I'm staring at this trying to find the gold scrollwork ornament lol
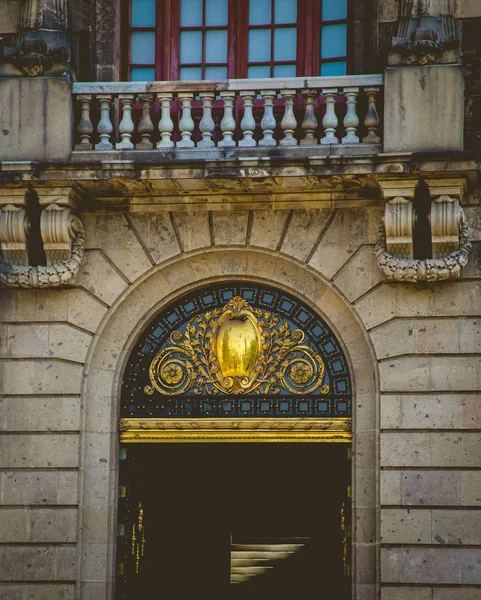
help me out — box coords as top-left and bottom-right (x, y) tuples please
(146, 296), (328, 396)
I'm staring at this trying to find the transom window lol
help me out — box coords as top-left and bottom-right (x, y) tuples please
(125, 0), (349, 81)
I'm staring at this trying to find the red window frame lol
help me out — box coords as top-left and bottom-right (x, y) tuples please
(122, 0), (351, 81)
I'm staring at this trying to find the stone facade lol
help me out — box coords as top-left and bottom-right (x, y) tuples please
(0, 1), (481, 599)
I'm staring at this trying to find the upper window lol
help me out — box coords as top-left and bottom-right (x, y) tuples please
(125, 0), (349, 81)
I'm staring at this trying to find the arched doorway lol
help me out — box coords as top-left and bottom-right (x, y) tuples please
(116, 282), (352, 598)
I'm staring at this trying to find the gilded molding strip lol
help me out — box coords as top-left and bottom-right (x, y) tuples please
(119, 417), (352, 443)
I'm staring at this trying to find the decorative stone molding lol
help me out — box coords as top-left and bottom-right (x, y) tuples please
(0, 189), (85, 288)
(375, 210), (471, 282)
(384, 197), (414, 259)
(1, 39), (69, 77)
(0, 204), (30, 266)
(0, 0), (70, 78)
(389, 5), (459, 66)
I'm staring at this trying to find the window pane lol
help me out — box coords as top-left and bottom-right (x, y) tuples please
(130, 31), (155, 63)
(180, 66), (203, 80)
(274, 27), (296, 61)
(181, 0), (202, 26)
(131, 0), (156, 27)
(248, 29), (271, 62)
(248, 65), (271, 78)
(320, 60), (346, 76)
(249, 0), (271, 24)
(206, 29), (228, 63)
(206, 0), (228, 26)
(274, 0), (297, 24)
(322, 0), (347, 21)
(321, 23), (346, 59)
(180, 30), (203, 63)
(273, 63), (296, 77)
(130, 66), (156, 81)
(205, 65), (228, 79)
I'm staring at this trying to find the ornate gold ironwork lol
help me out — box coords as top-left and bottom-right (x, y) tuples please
(119, 417), (351, 443)
(145, 296), (328, 397)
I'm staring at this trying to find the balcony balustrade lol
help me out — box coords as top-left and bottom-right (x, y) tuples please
(72, 75), (383, 155)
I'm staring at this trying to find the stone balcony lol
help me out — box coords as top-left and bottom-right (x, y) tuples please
(72, 75), (383, 160)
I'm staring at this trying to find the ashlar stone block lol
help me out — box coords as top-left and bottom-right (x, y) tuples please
(381, 509), (431, 544)
(384, 65), (464, 153)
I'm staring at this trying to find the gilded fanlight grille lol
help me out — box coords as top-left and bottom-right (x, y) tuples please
(121, 284), (352, 423)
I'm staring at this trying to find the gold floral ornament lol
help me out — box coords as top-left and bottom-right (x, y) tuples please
(144, 296), (328, 396)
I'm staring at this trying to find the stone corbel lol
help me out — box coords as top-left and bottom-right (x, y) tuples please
(0, 204), (30, 266)
(0, 187), (85, 288)
(375, 178), (471, 283)
(379, 180), (417, 259)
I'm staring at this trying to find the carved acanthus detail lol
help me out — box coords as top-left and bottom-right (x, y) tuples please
(384, 196), (414, 259)
(0, 204), (30, 266)
(41, 203), (79, 265)
(430, 194), (462, 258)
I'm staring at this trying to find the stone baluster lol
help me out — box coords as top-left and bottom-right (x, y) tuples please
(157, 93), (174, 149)
(75, 94), (93, 151)
(321, 88), (339, 145)
(137, 94), (154, 150)
(259, 90), (277, 147)
(177, 93), (195, 148)
(280, 89), (298, 146)
(342, 87), (360, 144)
(198, 92), (215, 148)
(116, 94), (135, 150)
(300, 89), (318, 146)
(239, 91), (257, 147)
(363, 87), (381, 144)
(95, 94), (114, 150)
(219, 91), (236, 148)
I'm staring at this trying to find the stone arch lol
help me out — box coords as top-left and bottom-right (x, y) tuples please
(78, 247), (379, 600)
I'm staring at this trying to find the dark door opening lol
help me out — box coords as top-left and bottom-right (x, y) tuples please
(117, 443), (351, 599)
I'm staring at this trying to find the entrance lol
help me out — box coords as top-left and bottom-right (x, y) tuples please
(117, 442), (350, 599)
(117, 283), (353, 598)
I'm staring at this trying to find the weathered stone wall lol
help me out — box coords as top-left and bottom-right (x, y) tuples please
(1, 202), (480, 599)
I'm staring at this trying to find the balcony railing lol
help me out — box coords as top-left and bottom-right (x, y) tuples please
(72, 75), (383, 153)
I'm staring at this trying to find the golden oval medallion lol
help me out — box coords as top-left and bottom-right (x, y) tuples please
(216, 316), (259, 378)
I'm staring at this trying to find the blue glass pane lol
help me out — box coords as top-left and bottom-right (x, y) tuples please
(248, 65), (271, 78)
(273, 63), (296, 77)
(130, 66), (155, 81)
(205, 66), (228, 79)
(248, 29), (271, 62)
(274, 27), (296, 61)
(274, 0), (297, 23)
(130, 31), (155, 63)
(322, 0), (347, 21)
(206, 29), (228, 63)
(321, 23), (346, 59)
(320, 60), (347, 76)
(180, 66), (203, 80)
(206, 0), (228, 25)
(181, 0), (202, 26)
(131, 0), (156, 27)
(180, 30), (203, 63)
(249, 0), (271, 24)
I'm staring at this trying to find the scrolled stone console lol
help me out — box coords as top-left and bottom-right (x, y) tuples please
(0, 189), (85, 288)
(376, 179), (471, 283)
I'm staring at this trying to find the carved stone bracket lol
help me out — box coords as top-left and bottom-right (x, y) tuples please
(0, 204), (30, 266)
(376, 179), (471, 283)
(0, 189), (85, 288)
(389, 11), (460, 66)
(375, 212), (471, 282)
